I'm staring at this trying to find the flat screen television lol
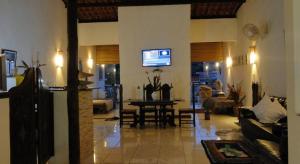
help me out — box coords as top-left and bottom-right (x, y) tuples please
(142, 48), (171, 67)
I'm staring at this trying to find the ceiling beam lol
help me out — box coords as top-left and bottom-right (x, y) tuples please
(76, 0), (246, 8)
(191, 15), (236, 19)
(78, 19), (118, 23)
(78, 15), (237, 23)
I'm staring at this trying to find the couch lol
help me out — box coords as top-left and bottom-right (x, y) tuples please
(93, 99), (114, 114)
(239, 97), (288, 164)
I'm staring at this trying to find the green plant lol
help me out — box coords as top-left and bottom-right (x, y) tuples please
(227, 81), (246, 106)
(17, 60), (30, 69)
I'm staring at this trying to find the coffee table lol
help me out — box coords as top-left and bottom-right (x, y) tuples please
(201, 140), (259, 164)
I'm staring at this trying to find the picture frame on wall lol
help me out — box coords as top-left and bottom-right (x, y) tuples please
(233, 54), (248, 66)
(1, 49), (17, 77)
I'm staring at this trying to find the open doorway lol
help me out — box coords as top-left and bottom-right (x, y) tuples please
(191, 61), (225, 109)
(95, 64), (120, 110)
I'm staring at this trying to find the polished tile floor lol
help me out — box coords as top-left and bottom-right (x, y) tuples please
(93, 111), (241, 164)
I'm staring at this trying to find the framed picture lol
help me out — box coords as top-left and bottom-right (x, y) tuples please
(233, 54), (248, 66)
(1, 49), (17, 77)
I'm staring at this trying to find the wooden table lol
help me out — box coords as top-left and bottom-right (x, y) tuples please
(201, 140), (258, 164)
(128, 99), (176, 128)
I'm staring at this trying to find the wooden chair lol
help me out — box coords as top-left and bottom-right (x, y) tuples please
(179, 83), (196, 127)
(119, 84), (138, 128)
(159, 83), (175, 126)
(141, 84), (159, 126)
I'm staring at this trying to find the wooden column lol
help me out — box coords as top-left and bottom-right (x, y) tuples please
(67, 0), (80, 164)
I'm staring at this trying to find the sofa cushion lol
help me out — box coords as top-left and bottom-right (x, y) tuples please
(255, 139), (282, 164)
(272, 123), (287, 137)
(252, 95), (287, 123)
(93, 99), (114, 113)
(240, 118), (280, 143)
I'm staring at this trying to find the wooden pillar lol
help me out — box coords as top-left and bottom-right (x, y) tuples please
(67, 0), (80, 164)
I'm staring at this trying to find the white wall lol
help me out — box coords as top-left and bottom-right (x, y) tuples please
(0, 0), (67, 163)
(78, 19), (237, 46)
(0, 0), (67, 86)
(226, 0), (286, 105)
(284, 0), (300, 163)
(48, 91), (69, 164)
(191, 19), (237, 43)
(78, 46), (100, 98)
(118, 5), (191, 109)
(79, 22), (119, 46)
(0, 98), (10, 164)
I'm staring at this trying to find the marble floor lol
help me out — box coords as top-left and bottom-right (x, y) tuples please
(93, 111), (241, 164)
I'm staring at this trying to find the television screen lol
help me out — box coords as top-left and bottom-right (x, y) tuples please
(142, 49), (171, 67)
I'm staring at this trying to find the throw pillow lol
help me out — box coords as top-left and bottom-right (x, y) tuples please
(272, 99), (287, 120)
(252, 95), (287, 123)
(252, 95), (272, 121)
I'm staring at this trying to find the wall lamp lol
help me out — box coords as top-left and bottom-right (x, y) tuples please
(226, 56), (233, 68)
(215, 62), (220, 68)
(249, 46), (257, 65)
(87, 57), (94, 70)
(54, 50), (64, 68)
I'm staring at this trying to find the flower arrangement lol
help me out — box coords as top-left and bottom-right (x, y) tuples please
(145, 68), (162, 91)
(227, 81), (246, 106)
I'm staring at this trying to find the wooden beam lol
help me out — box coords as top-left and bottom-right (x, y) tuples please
(78, 15), (237, 23)
(191, 15), (237, 19)
(78, 19), (118, 23)
(77, 0), (246, 7)
(67, 0), (80, 164)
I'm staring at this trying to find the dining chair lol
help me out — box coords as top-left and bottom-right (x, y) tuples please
(119, 84), (138, 128)
(159, 83), (175, 126)
(142, 84), (159, 126)
(178, 83), (196, 127)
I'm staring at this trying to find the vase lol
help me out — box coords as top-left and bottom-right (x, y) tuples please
(152, 91), (159, 100)
(233, 106), (240, 117)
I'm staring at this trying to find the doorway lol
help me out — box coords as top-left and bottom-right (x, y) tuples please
(191, 61), (225, 109)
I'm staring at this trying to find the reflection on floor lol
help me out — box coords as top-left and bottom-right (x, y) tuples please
(93, 111), (241, 164)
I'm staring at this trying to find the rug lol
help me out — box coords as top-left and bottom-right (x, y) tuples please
(104, 116), (120, 121)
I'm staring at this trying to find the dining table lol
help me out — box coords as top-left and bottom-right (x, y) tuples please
(127, 99), (178, 128)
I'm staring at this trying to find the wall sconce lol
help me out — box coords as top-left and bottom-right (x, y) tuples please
(249, 46), (257, 64)
(226, 56), (233, 68)
(54, 50), (64, 68)
(87, 57), (94, 70)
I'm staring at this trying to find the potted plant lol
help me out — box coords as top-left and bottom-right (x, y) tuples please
(227, 81), (246, 116)
(199, 85), (214, 120)
(145, 68), (162, 99)
(203, 97), (215, 120)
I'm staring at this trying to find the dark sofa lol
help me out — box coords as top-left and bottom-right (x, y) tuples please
(239, 97), (288, 164)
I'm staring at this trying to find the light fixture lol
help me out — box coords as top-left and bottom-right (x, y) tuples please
(249, 46), (257, 64)
(87, 57), (94, 69)
(205, 65), (209, 71)
(226, 56), (233, 68)
(101, 64), (105, 68)
(215, 62), (220, 68)
(113, 68), (116, 73)
(54, 50), (63, 68)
